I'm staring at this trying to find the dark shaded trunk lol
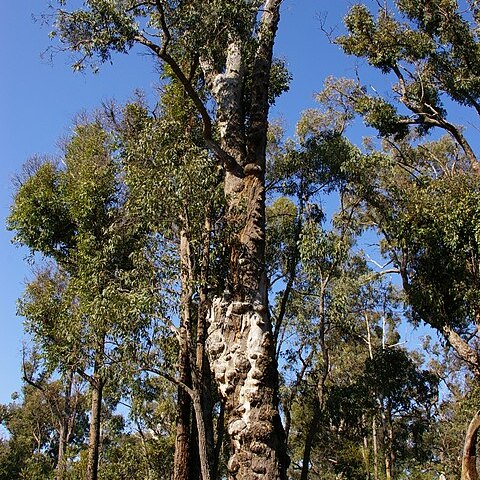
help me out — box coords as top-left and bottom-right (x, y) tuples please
(174, 364), (192, 480)
(86, 375), (103, 480)
(300, 401), (321, 480)
(196, 214), (216, 475)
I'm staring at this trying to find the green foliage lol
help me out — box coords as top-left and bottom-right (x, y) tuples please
(55, 1), (138, 71)
(0, 377), (89, 480)
(354, 95), (410, 140)
(336, 0), (480, 143)
(364, 347), (438, 415)
(8, 161), (75, 262)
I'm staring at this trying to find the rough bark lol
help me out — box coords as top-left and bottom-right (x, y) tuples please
(86, 375), (103, 480)
(207, 294), (286, 479)
(441, 325), (480, 376)
(204, 2), (288, 479)
(462, 411), (480, 480)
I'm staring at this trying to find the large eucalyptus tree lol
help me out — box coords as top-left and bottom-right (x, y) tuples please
(48, 1), (289, 478)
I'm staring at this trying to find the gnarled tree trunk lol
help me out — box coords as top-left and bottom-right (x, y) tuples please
(207, 171), (285, 479)
(203, 2), (288, 478)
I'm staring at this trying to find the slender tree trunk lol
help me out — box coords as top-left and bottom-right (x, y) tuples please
(385, 456), (392, 480)
(299, 293), (328, 480)
(387, 415), (395, 480)
(213, 404), (225, 479)
(300, 402), (321, 480)
(196, 213), (216, 474)
(174, 368), (191, 480)
(380, 405), (393, 480)
(361, 414), (371, 480)
(462, 411), (480, 480)
(57, 425), (67, 479)
(192, 390), (212, 480)
(174, 228), (193, 480)
(372, 416), (380, 480)
(365, 313), (379, 480)
(86, 375), (103, 480)
(56, 370), (74, 480)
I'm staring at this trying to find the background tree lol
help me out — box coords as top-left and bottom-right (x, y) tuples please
(0, 373), (89, 480)
(9, 121), (159, 480)
(301, 0), (480, 477)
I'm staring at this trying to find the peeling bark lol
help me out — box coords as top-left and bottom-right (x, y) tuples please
(200, 2), (288, 478)
(207, 297), (286, 479)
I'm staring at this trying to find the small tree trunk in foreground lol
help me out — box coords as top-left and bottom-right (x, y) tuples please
(86, 375), (103, 480)
(174, 228), (194, 480)
(462, 411), (480, 480)
(56, 370), (74, 480)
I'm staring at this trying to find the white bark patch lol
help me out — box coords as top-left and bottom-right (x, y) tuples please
(207, 296), (276, 477)
(210, 41), (243, 139)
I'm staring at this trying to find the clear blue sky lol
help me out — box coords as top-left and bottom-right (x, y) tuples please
(0, 1), (415, 404)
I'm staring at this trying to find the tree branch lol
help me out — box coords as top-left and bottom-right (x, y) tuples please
(134, 34), (243, 174)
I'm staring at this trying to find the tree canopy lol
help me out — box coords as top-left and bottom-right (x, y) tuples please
(4, 1), (480, 480)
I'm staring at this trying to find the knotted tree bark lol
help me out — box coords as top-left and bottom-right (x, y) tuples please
(201, 2), (289, 478)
